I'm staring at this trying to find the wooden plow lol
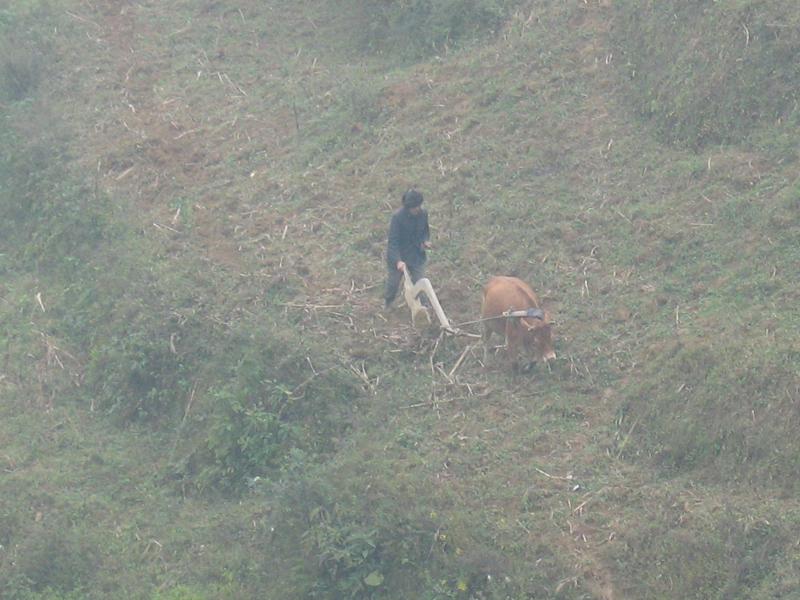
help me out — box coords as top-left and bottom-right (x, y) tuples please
(400, 266), (480, 338)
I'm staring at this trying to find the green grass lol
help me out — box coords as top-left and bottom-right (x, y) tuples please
(613, 0), (800, 151)
(2, 0), (800, 598)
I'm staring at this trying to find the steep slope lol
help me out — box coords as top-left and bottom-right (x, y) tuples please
(2, 1), (799, 599)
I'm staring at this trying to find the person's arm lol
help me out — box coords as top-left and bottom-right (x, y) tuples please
(421, 210), (431, 249)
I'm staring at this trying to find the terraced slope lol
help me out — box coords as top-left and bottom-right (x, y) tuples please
(1, 1), (799, 598)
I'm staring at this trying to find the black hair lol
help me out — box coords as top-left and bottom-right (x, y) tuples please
(402, 189), (424, 208)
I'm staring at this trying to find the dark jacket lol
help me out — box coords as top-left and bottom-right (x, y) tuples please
(386, 207), (430, 269)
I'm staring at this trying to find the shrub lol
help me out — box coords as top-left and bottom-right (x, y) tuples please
(184, 329), (360, 494)
(195, 384), (300, 492)
(85, 325), (189, 423)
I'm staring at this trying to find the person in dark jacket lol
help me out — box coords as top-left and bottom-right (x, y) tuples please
(384, 189), (432, 308)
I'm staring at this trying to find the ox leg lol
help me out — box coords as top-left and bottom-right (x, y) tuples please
(481, 324), (493, 365)
(508, 346), (520, 374)
(522, 339), (536, 373)
(505, 321), (519, 373)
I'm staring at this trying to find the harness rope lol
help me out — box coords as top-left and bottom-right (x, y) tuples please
(451, 308), (545, 330)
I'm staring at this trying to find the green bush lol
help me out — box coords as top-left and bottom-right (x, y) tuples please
(85, 326), (189, 423)
(184, 330), (360, 493)
(272, 464), (425, 599)
(195, 384), (300, 492)
(269, 449), (552, 600)
(302, 508), (383, 598)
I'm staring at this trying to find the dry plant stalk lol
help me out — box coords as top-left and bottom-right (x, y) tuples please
(534, 466), (573, 481)
(447, 344), (472, 379)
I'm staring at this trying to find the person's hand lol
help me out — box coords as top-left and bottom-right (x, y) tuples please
(396, 260), (406, 272)
(422, 241), (432, 250)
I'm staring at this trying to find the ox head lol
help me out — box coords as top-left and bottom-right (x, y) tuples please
(522, 317), (556, 363)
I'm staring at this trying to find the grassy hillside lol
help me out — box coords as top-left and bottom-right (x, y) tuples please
(2, 1), (799, 599)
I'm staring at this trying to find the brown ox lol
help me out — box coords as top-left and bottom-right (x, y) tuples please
(480, 276), (556, 371)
